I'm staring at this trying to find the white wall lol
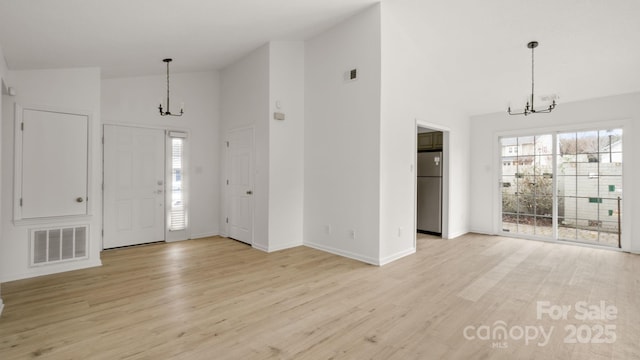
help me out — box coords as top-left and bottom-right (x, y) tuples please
(379, 0), (471, 263)
(268, 42), (305, 251)
(220, 45), (270, 248)
(220, 42), (305, 252)
(1, 68), (102, 282)
(101, 71), (221, 239)
(470, 92), (639, 253)
(0, 45), (7, 313)
(304, 5), (382, 264)
(0, 44), (7, 80)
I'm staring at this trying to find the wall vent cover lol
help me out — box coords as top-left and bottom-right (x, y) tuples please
(30, 225), (89, 266)
(344, 68), (358, 82)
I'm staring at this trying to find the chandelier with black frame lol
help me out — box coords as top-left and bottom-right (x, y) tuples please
(507, 41), (557, 116)
(158, 58), (184, 117)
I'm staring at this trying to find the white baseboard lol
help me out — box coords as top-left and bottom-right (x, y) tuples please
(190, 232), (220, 239)
(446, 230), (470, 239)
(468, 227), (496, 236)
(252, 241), (303, 253)
(252, 243), (268, 252)
(0, 259), (102, 283)
(268, 242), (303, 253)
(379, 247), (416, 266)
(304, 241), (379, 266)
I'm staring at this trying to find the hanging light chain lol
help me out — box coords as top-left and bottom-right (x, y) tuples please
(158, 58), (184, 117)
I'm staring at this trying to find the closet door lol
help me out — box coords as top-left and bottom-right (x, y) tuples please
(20, 109), (89, 219)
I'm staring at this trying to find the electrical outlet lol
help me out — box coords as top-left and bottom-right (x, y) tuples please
(325, 225), (332, 235)
(398, 227), (404, 237)
(350, 230), (356, 239)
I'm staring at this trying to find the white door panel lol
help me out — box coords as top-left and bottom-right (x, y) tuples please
(227, 128), (254, 244)
(104, 125), (165, 249)
(21, 109), (88, 218)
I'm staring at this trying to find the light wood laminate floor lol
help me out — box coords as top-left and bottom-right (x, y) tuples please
(0, 234), (638, 359)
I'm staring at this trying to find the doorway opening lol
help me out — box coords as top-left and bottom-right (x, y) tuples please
(415, 122), (450, 243)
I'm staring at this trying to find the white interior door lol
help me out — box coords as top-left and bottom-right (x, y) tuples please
(103, 125), (165, 249)
(227, 128), (254, 244)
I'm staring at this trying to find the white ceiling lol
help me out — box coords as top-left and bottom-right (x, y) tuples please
(0, 0), (639, 115)
(0, 0), (378, 78)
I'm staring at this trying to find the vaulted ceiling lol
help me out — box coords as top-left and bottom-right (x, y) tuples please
(0, 0), (377, 78)
(1, 0), (639, 116)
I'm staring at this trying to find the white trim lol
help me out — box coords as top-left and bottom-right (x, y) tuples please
(168, 131), (188, 138)
(252, 243), (268, 252)
(469, 228), (494, 236)
(268, 242), (304, 253)
(166, 130), (191, 242)
(304, 241), (380, 266)
(415, 119), (450, 241)
(13, 104), (94, 223)
(379, 247), (416, 266)
(1, 259), (102, 283)
(445, 230), (469, 240)
(101, 121), (188, 133)
(190, 232), (219, 239)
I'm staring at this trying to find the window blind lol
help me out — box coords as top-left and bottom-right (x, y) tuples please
(169, 136), (186, 231)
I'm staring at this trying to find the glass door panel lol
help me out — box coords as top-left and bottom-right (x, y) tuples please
(501, 129), (622, 247)
(500, 135), (553, 238)
(556, 129), (622, 246)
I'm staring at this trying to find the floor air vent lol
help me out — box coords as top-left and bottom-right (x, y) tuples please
(30, 225), (89, 266)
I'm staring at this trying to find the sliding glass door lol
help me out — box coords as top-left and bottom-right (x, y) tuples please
(500, 128), (623, 247)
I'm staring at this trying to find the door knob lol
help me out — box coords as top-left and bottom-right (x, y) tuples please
(246, 190), (253, 195)
(76, 197), (84, 203)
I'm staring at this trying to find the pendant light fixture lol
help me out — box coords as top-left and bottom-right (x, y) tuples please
(507, 41), (556, 116)
(158, 58), (184, 117)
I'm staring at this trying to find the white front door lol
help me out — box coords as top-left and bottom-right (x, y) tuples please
(227, 128), (254, 244)
(103, 125), (165, 249)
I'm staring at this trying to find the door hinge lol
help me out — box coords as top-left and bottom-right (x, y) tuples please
(19, 198), (23, 206)
(21, 122), (24, 131)
(226, 217), (229, 224)
(102, 229), (104, 237)
(226, 141), (229, 148)
(226, 179), (229, 185)
(102, 137), (104, 144)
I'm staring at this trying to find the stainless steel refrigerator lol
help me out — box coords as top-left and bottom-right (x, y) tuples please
(417, 151), (442, 234)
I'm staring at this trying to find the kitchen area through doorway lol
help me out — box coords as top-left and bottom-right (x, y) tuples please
(417, 127), (444, 239)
